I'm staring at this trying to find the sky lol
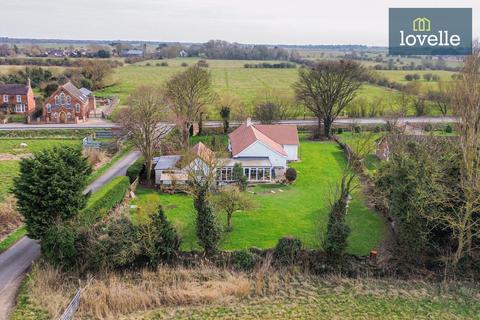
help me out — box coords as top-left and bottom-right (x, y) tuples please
(2, 0), (479, 45)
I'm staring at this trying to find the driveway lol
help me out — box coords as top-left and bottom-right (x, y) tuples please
(0, 149), (141, 320)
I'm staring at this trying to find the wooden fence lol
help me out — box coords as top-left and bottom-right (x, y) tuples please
(59, 288), (81, 320)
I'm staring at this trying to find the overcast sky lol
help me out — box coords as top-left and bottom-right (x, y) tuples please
(2, 0), (479, 45)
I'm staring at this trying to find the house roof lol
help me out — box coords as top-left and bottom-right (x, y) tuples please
(0, 83), (29, 95)
(254, 124), (299, 145)
(79, 87), (92, 96)
(62, 82), (88, 103)
(190, 142), (214, 163)
(154, 155), (182, 170)
(229, 123), (297, 157)
(220, 157), (272, 167)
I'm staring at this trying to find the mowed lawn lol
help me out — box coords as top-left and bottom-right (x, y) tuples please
(98, 58), (399, 114)
(130, 140), (384, 255)
(0, 139), (82, 200)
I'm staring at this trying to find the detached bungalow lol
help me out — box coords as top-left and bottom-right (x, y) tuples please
(155, 119), (299, 186)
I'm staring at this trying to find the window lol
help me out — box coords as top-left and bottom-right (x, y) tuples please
(250, 168), (257, 181)
(257, 168), (264, 181)
(66, 95), (71, 104)
(47, 104), (51, 113)
(16, 95), (22, 103)
(75, 103), (80, 113)
(15, 104), (25, 113)
(3, 95), (8, 103)
(60, 93), (65, 105)
(264, 168), (271, 180)
(54, 96), (59, 104)
(244, 168), (250, 177)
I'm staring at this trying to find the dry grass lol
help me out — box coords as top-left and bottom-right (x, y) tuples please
(0, 195), (22, 238)
(83, 149), (110, 170)
(22, 259), (480, 320)
(27, 262), (253, 319)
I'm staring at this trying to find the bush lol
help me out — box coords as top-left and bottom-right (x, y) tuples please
(285, 168), (297, 183)
(42, 222), (78, 269)
(126, 158), (144, 183)
(354, 126), (362, 133)
(231, 250), (258, 270)
(76, 216), (141, 270)
(274, 236), (302, 265)
(336, 128), (344, 134)
(8, 114), (26, 123)
(374, 126), (382, 133)
(80, 176), (130, 224)
(181, 62), (188, 67)
(424, 123), (433, 132)
(160, 62), (168, 67)
(445, 124), (453, 133)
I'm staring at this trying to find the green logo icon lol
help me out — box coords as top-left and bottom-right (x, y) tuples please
(413, 17), (431, 32)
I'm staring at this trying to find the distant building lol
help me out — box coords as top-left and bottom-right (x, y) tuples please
(0, 81), (36, 115)
(121, 49), (144, 57)
(43, 82), (95, 123)
(179, 50), (188, 57)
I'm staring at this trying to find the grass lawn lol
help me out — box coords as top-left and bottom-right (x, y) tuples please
(0, 226), (27, 253)
(130, 140), (384, 255)
(0, 160), (20, 201)
(0, 138), (81, 155)
(336, 132), (382, 172)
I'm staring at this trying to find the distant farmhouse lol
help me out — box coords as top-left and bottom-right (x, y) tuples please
(0, 80), (35, 115)
(121, 49), (144, 57)
(155, 119), (299, 186)
(42, 82), (96, 123)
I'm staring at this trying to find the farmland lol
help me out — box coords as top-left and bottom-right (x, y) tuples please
(97, 57), (400, 115)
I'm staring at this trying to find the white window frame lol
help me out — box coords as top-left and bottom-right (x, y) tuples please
(60, 93), (65, 105)
(16, 95), (22, 103)
(66, 95), (71, 104)
(47, 103), (51, 113)
(15, 104), (25, 113)
(75, 103), (80, 113)
(2, 95), (8, 103)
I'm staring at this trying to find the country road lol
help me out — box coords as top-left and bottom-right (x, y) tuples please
(0, 116), (458, 131)
(0, 149), (141, 320)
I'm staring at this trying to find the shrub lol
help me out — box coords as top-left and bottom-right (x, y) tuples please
(42, 222), (78, 269)
(138, 206), (181, 265)
(336, 128), (344, 134)
(126, 158), (144, 183)
(274, 236), (302, 265)
(231, 250), (258, 270)
(285, 168), (297, 183)
(80, 176), (130, 224)
(424, 123), (433, 132)
(76, 216), (141, 270)
(233, 163), (248, 191)
(374, 126), (381, 133)
(181, 62), (188, 67)
(160, 62), (168, 67)
(445, 124), (453, 133)
(8, 114), (26, 123)
(323, 197), (351, 257)
(354, 126), (362, 133)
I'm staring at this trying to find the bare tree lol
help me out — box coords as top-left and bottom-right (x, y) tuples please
(449, 43), (480, 267)
(79, 60), (113, 90)
(293, 60), (365, 138)
(119, 86), (171, 185)
(213, 186), (252, 231)
(427, 81), (452, 116)
(166, 65), (217, 147)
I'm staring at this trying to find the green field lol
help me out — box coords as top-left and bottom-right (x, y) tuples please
(98, 58), (400, 118)
(0, 138), (81, 155)
(0, 160), (20, 201)
(130, 139), (384, 255)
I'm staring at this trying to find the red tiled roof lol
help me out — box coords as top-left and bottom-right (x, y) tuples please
(228, 123), (296, 157)
(190, 142), (214, 163)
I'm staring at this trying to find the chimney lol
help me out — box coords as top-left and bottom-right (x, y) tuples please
(246, 117), (252, 127)
(27, 78), (31, 88)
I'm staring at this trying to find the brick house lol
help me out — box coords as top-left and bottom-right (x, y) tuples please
(0, 81), (36, 115)
(43, 82), (96, 123)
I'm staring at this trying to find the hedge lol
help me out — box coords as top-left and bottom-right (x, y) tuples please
(126, 157), (144, 183)
(80, 176), (130, 225)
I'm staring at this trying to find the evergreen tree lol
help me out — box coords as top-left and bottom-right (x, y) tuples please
(194, 186), (220, 256)
(150, 206), (181, 263)
(12, 146), (91, 239)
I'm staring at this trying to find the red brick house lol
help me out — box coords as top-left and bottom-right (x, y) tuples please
(43, 82), (95, 123)
(0, 81), (36, 115)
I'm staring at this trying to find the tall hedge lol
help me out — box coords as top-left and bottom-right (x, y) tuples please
(126, 157), (145, 183)
(80, 176), (130, 225)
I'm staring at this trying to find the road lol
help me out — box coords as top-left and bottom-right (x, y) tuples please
(0, 149), (141, 320)
(0, 116), (458, 131)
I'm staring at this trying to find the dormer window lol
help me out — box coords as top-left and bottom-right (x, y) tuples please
(3, 95), (8, 103)
(47, 103), (51, 113)
(16, 95), (22, 103)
